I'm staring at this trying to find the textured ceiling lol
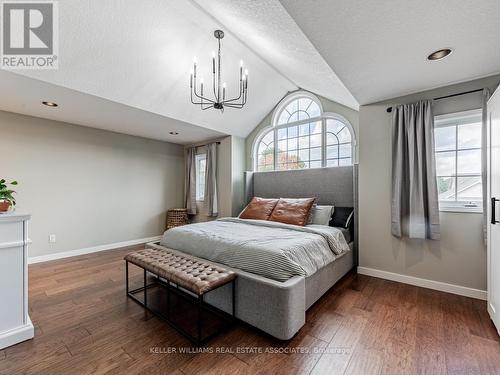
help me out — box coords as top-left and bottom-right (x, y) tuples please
(0, 71), (225, 144)
(12, 0), (296, 139)
(280, 0), (500, 104)
(194, 0), (359, 111)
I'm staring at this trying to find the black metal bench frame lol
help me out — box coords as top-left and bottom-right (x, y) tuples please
(125, 260), (236, 346)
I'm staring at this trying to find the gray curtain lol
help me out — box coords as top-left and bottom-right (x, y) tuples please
(482, 88), (491, 244)
(184, 147), (197, 215)
(204, 142), (218, 217)
(391, 100), (440, 240)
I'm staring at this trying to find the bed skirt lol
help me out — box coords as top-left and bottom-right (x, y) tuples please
(145, 242), (353, 340)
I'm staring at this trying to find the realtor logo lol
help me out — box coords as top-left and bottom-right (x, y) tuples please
(1, 1), (58, 69)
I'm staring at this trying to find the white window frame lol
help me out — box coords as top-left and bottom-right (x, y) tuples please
(434, 109), (483, 213)
(252, 91), (356, 171)
(195, 153), (206, 202)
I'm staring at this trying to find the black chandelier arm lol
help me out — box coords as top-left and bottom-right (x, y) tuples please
(212, 63), (219, 102)
(221, 78), (244, 103)
(223, 86), (247, 105)
(224, 104), (244, 109)
(217, 37), (222, 101)
(191, 91), (215, 105)
(192, 86), (216, 104)
(192, 75), (216, 103)
(224, 93), (247, 108)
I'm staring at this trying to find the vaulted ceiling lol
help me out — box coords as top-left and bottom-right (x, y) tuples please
(279, 0), (500, 104)
(1, 0), (499, 143)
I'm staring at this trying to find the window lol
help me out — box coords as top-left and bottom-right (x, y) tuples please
(195, 153), (206, 201)
(254, 92), (356, 172)
(434, 110), (482, 212)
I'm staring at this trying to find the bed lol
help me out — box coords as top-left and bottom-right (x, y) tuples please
(148, 166), (357, 340)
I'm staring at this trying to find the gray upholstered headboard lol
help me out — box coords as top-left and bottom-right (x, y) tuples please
(244, 166), (359, 265)
(244, 166), (354, 206)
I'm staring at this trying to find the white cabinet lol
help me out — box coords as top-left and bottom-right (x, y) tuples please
(0, 212), (34, 349)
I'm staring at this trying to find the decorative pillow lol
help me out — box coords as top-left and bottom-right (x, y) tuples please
(239, 197), (279, 220)
(269, 198), (316, 226)
(309, 205), (335, 226)
(330, 207), (354, 228)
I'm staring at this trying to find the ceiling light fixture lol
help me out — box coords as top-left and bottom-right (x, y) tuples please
(190, 30), (248, 112)
(169, 131), (179, 135)
(427, 48), (453, 61)
(42, 101), (58, 107)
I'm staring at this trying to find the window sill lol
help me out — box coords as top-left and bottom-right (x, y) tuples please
(439, 206), (483, 214)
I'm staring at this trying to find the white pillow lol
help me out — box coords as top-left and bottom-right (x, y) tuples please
(309, 205), (335, 226)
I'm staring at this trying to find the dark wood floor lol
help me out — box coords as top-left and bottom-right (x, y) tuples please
(1, 246), (499, 375)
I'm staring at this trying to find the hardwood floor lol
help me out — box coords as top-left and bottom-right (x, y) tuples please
(1, 245), (499, 374)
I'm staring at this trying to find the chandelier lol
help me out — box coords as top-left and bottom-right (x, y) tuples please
(190, 30), (248, 111)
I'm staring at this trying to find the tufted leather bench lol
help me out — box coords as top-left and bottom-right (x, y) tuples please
(124, 247), (237, 345)
(125, 247), (236, 295)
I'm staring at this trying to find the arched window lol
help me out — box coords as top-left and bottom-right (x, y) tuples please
(254, 92), (356, 172)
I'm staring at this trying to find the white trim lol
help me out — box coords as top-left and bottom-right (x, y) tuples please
(435, 108), (482, 127)
(0, 316), (34, 350)
(439, 206), (483, 214)
(271, 90), (323, 127)
(357, 266), (487, 300)
(252, 105), (357, 171)
(28, 235), (162, 264)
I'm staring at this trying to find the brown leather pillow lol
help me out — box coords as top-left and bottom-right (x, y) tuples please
(268, 198), (316, 226)
(239, 197), (279, 220)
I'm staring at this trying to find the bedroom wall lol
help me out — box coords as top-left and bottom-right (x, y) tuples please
(0, 110), (185, 259)
(245, 92), (360, 170)
(358, 74), (500, 292)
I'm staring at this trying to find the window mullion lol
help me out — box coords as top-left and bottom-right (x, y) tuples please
(273, 128), (277, 171)
(321, 119), (326, 167)
(455, 125), (458, 202)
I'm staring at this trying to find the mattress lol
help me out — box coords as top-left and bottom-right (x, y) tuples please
(160, 218), (350, 282)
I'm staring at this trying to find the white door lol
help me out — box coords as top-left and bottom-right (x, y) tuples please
(488, 89), (500, 332)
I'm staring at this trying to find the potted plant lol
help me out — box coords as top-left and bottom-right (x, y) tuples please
(0, 179), (18, 212)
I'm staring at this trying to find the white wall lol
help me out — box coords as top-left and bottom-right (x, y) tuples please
(0, 110), (185, 258)
(358, 75), (500, 291)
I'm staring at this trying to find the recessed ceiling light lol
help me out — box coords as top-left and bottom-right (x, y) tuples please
(427, 48), (453, 61)
(169, 131), (179, 135)
(42, 101), (58, 107)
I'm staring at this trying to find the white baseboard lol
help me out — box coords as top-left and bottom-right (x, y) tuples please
(28, 235), (162, 264)
(0, 316), (34, 350)
(357, 266), (487, 301)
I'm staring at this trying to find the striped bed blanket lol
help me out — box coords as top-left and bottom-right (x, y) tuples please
(159, 218), (350, 282)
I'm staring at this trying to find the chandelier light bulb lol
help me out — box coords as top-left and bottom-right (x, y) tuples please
(193, 56), (197, 64)
(244, 69), (248, 76)
(240, 60), (243, 67)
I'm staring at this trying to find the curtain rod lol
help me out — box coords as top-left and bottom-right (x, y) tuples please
(191, 141), (221, 148)
(386, 88), (484, 113)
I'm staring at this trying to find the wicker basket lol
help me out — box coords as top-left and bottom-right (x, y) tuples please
(166, 208), (188, 230)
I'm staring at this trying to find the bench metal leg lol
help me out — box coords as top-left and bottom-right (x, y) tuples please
(198, 294), (204, 346)
(125, 260), (235, 346)
(125, 261), (129, 295)
(232, 279), (236, 318)
(167, 280), (171, 320)
(143, 269), (147, 308)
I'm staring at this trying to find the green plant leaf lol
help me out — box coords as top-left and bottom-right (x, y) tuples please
(11, 181), (18, 185)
